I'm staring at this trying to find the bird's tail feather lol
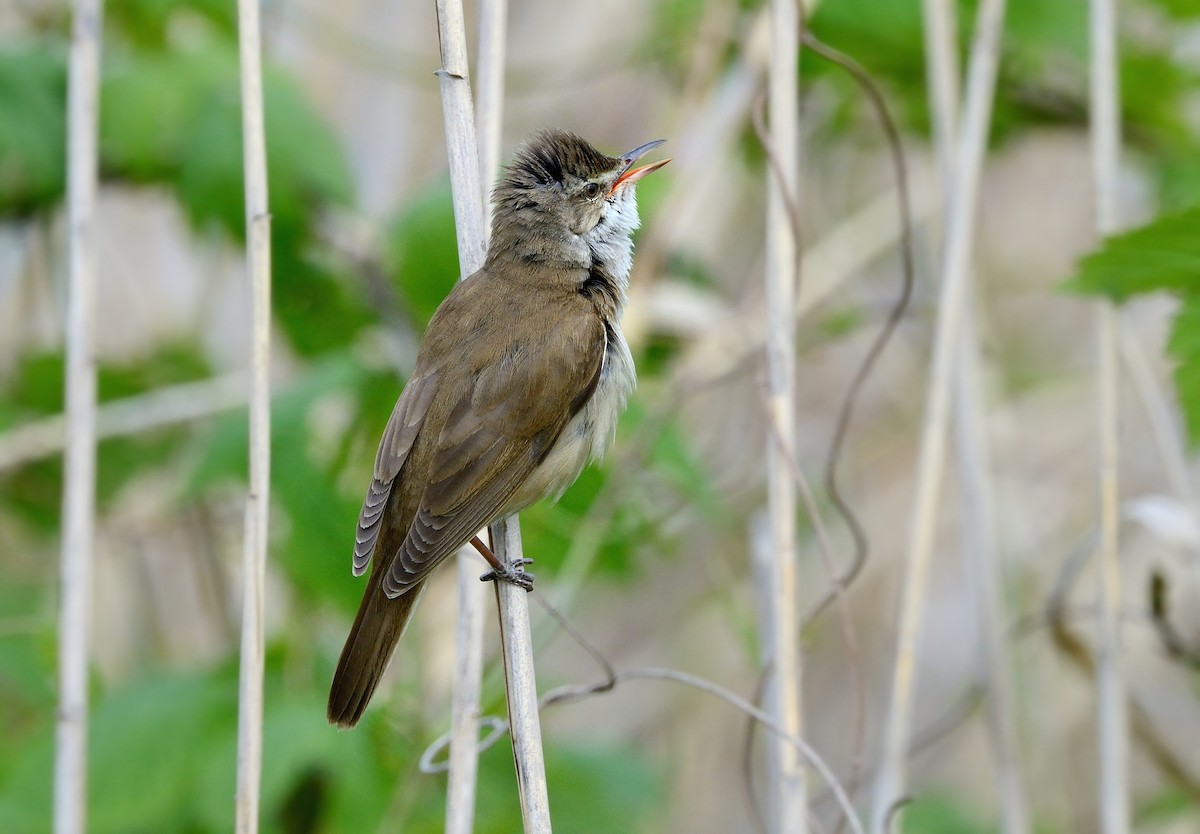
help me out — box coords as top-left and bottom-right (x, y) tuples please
(327, 577), (427, 728)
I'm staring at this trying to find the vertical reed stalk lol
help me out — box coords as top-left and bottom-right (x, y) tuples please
(444, 3), (509, 829)
(872, 0), (1007, 829)
(493, 517), (552, 832)
(1089, 0), (1128, 830)
(55, 1), (104, 832)
(233, 0), (273, 827)
(922, 1), (1030, 831)
(475, 0), (507, 224)
(434, 0), (551, 829)
(763, 0), (804, 830)
(434, 0), (486, 268)
(447, 550), (487, 834)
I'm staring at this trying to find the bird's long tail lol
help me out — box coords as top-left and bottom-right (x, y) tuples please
(327, 576), (427, 728)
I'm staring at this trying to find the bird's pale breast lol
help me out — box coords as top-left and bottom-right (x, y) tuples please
(502, 325), (635, 515)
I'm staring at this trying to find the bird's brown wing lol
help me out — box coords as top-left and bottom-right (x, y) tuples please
(351, 370), (439, 575)
(382, 310), (606, 598)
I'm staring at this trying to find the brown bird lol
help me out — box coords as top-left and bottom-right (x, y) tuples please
(327, 130), (669, 727)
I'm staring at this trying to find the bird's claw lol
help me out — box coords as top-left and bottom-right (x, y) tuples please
(479, 558), (535, 591)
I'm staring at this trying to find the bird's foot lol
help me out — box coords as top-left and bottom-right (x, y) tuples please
(480, 558), (535, 592)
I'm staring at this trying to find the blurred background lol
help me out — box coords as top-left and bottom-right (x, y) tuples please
(3, 0), (1200, 831)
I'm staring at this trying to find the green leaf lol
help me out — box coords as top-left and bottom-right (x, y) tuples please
(1156, 146), (1200, 213)
(185, 354), (384, 610)
(101, 43), (369, 356)
(469, 741), (664, 834)
(900, 793), (994, 834)
(1137, 786), (1199, 823)
(1066, 207), (1200, 301)
(0, 345), (211, 531)
(643, 406), (726, 524)
(270, 414), (366, 610)
(642, 0), (712, 80)
(1146, 0), (1200, 20)
(0, 636), (53, 716)
(543, 745), (664, 832)
(519, 464), (636, 577)
(105, 0), (236, 51)
(1168, 294), (1200, 446)
(103, 45), (352, 237)
(88, 674), (235, 832)
(73, 55), (367, 365)
(0, 351), (66, 428)
(0, 724), (51, 833)
(805, 0), (930, 135)
(516, 396), (718, 582)
(0, 580), (54, 723)
(384, 181), (461, 327)
(0, 351), (63, 530)
(192, 690), (400, 833)
(799, 0), (1199, 215)
(0, 671), (236, 834)
(1069, 209), (1200, 445)
(1121, 46), (1200, 150)
(271, 230), (377, 357)
(0, 44), (67, 215)
(0, 456), (62, 531)
(101, 49), (230, 185)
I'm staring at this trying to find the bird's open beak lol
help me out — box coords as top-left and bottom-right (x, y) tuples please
(612, 139), (671, 192)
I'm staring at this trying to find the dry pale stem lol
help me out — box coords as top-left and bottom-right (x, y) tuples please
(762, 0), (805, 830)
(1090, 0), (1128, 829)
(873, 0), (1008, 828)
(55, 2), (103, 832)
(921, 0), (1030, 830)
(434, 0), (551, 830)
(444, 3), (509, 829)
(232, 0), (273, 829)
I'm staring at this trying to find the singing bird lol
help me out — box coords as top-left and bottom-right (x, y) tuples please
(327, 130), (669, 727)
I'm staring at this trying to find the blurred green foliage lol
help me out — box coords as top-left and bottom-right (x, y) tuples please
(1135, 786), (1200, 826)
(648, 0), (1200, 216)
(0, 45), (66, 214)
(3, 0), (1200, 828)
(802, 0), (1200, 208)
(0, 658), (663, 833)
(384, 183), (462, 325)
(0, 0), (678, 829)
(1069, 207), (1200, 444)
(0, 343), (211, 530)
(900, 794), (995, 834)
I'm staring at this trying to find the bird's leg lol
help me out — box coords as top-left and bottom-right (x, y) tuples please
(471, 535), (535, 591)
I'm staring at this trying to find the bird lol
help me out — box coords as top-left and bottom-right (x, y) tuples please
(327, 129), (669, 728)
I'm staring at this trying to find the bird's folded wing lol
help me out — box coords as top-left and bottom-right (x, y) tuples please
(383, 313), (606, 597)
(351, 370), (439, 575)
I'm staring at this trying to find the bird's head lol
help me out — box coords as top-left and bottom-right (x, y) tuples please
(492, 129), (669, 240)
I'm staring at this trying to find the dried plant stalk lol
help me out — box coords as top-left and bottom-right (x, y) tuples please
(1089, 0), (1128, 830)
(447, 549), (487, 834)
(493, 517), (552, 831)
(444, 4), (509, 828)
(921, 1), (1030, 831)
(55, 1), (104, 832)
(762, 0), (805, 831)
(1118, 325), (1195, 507)
(0, 373), (247, 472)
(475, 0), (507, 226)
(233, 0), (273, 827)
(434, 0), (551, 830)
(872, 0), (1008, 828)
(434, 0), (486, 268)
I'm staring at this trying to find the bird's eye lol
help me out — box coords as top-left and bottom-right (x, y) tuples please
(583, 182), (602, 199)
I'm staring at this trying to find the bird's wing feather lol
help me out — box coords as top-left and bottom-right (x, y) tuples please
(383, 311), (605, 596)
(352, 370), (439, 575)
